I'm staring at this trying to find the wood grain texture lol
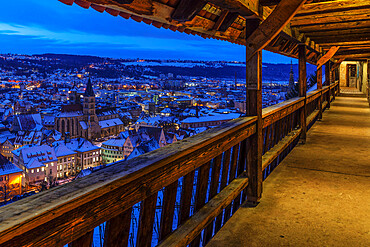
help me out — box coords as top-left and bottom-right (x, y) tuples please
(137, 192), (158, 247)
(104, 208), (132, 247)
(68, 230), (93, 247)
(0, 116), (256, 247)
(178, 171), (195, 226)
(159, 181), (178, 241)
(157, 175), (249, 247)
(246, 0), (307, 60)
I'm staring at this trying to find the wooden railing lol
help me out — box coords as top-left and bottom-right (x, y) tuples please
(0, 82), (339, 247)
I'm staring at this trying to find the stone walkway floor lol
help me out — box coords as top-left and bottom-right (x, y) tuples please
(208, 96), (370, 247)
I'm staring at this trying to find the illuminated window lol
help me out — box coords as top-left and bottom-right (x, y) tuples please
(41, 167), (44, 171)
(37, 169), (39, 173)
(31, 169), (34, 173)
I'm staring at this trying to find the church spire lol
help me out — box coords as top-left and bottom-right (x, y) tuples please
(84, 78), (94, 97)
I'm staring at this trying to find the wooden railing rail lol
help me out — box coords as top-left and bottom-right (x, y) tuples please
(0, 84), (338, 247)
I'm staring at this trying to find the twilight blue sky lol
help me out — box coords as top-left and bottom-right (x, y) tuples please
(0, 0), (295, 63)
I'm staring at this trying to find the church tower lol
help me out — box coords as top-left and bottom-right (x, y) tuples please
(83, 78), (100, 140)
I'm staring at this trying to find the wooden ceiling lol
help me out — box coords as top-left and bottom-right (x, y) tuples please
(58, 0), (370, 63)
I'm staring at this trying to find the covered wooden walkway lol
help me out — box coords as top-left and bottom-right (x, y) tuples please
(208, 95), (370, 247)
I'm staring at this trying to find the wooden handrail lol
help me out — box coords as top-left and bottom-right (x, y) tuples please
(0, 87), (331, 247)
(0, 116), (256, 246)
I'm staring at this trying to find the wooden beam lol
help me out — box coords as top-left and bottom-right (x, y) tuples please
(171, 0), (207, 22)
(246, 0), (307, 61)
(317, 46), (340, 69)
(207, 0), (259, 17)
(213, 10), (229, 31)
(260, 0), (281, 7)
(298, 20), (370, 33)
(292, 8), (370, 27)
(336, 53), (370, 59)
(317, 65), (323, 120)
(298, 0), (370, 16)
(218, 12), (239, 32)
(246, 19), (263, 203)
(298, 44), (307, 143)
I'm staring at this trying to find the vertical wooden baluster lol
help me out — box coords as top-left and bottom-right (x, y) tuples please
(214, 149), (231, 233)
(68, 230), (94, 247)
(265, 125), (271, 153)
(262, 127), (267, 155)
(137, 192), (158, 247)
(299, 44), (307, 144)
(268, 123), (275, 150)
(223, 143), (239, 223)
(191, 162), (211, 247)
(159, 180), (178, 242)
(104, 208), (132, 247)
(203, 154), (222, 245)
(275, 120), (281, 144)
(178, 170), (195, 226)
(234, 139), (247, 208)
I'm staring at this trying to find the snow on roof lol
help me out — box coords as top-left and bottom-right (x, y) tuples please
(181, 113), (241, 124)
(54, 138), (99, 153)
(161, 108), (171, 114)
(0, 158), (22, 176)
(57, 111), (83, 118)
(79, 121), (88, 130)
(127, 138), (160, 160)
(99, 118), (123, 129)
(54, 143), (76, 157)
(16, 145), (57, 167)
(103, 138), (126, 148)
(27, 159), (45, 169)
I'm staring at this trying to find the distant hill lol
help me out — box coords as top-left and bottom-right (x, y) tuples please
(28, 53), (316, 81)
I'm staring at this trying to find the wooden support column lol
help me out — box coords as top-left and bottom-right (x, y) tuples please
(317, 65), (323, 120)
(325, 61), (331, 108)
(298, 44), (307, 143)
(246, 19), (262, 203)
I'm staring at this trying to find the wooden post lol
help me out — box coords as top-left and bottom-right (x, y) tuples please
(298, 44), (307, 143)
(317, 65), (323, 120)
(325, 61), (331, 108)
(245, 19), (262, 203)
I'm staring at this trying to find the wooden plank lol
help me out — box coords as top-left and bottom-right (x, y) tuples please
(299, 44), (307, 143)
(298, 0), (370, 16)
(246, 18), (263, 203)
(159, 181), (178, 241)
(68, 230), (93, 247)
(157, 175), (249, 247)
(207, 0), (259, 17)
(218, 12), (239, 32)
(317, 66), (323, 120)
(214, 149), (231, 233)
(203, 154), (222, 245)
(0, 116), (256, 247)
(104, 208), (132, 247)
(292, 8), (370, 27)
(213, 10), (229, 30)
(262, 97), (305, 128)
(137, 192), (158, 247)
(246, 0), (307, 61)
(171, 0), (207, 22)
(317, 46), (340, 69)
(178, 171), (195, 226)
(262, 129), (302, 170)
(223, 143), (239, 223)
(191, 162), (211, 247)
